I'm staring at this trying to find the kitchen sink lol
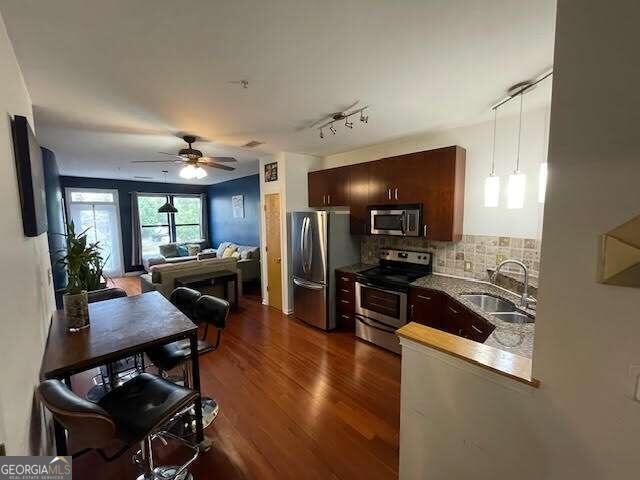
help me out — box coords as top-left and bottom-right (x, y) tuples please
(460, 293), (515, 313)
(491, 312), (535, 324)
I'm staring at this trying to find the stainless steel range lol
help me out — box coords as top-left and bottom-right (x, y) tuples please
(355, 249), (432, 354)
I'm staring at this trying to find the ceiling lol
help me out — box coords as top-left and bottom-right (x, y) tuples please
(0, 0), (556, 184)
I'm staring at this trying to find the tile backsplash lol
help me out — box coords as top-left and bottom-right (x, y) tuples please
(361, 235), (541, 281)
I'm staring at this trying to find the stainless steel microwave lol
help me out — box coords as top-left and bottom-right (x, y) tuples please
(369, 205), (421, 236)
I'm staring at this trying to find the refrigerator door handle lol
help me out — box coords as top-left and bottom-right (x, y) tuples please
(300, 217), (308, 273)
(293, 277), (324, 290)
(304, 217), (313, 272)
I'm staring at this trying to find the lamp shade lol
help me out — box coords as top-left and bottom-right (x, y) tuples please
(158, 201), (178, 214)
(484, 174), (500, 207)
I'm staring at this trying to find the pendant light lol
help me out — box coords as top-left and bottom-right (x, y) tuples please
(484, 108), (500, 207)
(158, 170), (178, 214)
(507, 93), (526, 209)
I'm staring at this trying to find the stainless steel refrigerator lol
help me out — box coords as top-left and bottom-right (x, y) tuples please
(291, 211), (360, 330)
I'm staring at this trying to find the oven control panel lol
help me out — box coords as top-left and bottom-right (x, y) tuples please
(379, 249), (432, 265)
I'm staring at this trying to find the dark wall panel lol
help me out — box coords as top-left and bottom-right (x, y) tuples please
(207, 174), (260, 248)
(42, 148), (66, 292)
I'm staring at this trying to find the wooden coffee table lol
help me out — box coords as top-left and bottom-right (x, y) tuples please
(175, 269), (239, 311)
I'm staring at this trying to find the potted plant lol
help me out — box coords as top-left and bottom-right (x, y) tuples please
(58, 221), (107, 330)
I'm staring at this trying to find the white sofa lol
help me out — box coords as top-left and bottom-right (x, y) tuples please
(211, 242), (261, 283)
(140, 256), (241, 301)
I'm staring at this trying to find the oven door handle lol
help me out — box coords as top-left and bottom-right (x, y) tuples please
(355, 281), (404, 296)
(356, 315), (398, 333)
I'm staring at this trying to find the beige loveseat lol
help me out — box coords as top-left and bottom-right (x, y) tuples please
(140, 256), (241, 301)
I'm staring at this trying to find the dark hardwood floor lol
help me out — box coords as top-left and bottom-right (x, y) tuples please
(76, 278), (401, 480)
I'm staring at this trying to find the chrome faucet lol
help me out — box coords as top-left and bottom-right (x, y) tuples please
(491, 259), (532, 309)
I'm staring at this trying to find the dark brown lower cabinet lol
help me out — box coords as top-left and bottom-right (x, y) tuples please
(336, 271), (356, 330)
(408, 287), (495, 343)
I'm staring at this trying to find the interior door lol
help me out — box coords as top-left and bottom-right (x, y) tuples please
(264, 193), (283, 311)
(66, 188), (124, 277)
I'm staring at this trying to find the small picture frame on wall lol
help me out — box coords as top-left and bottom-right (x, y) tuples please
(264, 162), (278, 182)
(232, 194), (244, 219)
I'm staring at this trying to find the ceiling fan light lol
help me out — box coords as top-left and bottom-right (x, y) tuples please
(180, 164), (197, 179)
(194, 166), (207, 179)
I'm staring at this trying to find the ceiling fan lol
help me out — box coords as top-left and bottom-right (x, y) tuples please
(132, 135), (237, 179)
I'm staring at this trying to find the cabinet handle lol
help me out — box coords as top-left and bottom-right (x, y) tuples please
(328, 194), (331, 204)
(394, 187), (398, 200)
(341, 314), (350, 319)
(448, 306), (459, 315)
(387, 188), (392, 200)
(340, 277), (350, 282)
(340, 299), (349, 304)
(471, 325), (483, 333)
(340, 288), (350, 293)
(322, 194), (326, 205)
(417, 294), (432, 301)
(410, 304), (415, 319)
(423, 225), (428, 237)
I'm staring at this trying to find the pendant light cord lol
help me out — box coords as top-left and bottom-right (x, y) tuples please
(515, 92), (524, 173)
(490, 107), (497, 175)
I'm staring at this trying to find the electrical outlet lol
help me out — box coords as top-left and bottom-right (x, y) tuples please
(464, 261), (472, 272)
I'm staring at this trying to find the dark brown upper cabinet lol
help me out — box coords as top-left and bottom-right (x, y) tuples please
(348, 162), (370, 235)
(308, 166), (349, 207)
(307, 145), (465, 241)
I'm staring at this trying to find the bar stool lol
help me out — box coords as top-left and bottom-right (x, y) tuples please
(38, 373), (201, 480)
(146, 291), (230, 436)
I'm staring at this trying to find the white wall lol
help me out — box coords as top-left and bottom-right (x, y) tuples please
(0, 12), (56, 454)
(398, 1), (640, 478)
(323, 82), (552, 239)
(259, 152), (321, 313)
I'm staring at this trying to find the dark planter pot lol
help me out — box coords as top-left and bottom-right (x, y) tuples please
(63, 291), (90, 330)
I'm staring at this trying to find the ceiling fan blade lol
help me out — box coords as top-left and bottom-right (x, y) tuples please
(131, 160), (176, 163)
(200, 156), (237, 163)
(200, 162), (235, 171)
(159, 152), (187, 160)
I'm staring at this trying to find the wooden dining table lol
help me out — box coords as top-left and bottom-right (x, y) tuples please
(40, 291), (205, 455)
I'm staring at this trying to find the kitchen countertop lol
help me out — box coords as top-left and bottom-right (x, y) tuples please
(410, 274), (535, 359)
(336, 264), (535, 359)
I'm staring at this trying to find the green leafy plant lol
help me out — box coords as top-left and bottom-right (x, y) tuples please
(57, 221), (107, 295)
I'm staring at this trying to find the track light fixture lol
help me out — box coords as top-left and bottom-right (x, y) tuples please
(315, 104), (369, 139)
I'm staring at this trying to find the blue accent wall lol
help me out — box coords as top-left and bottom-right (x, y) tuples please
(208, 174), (260, 248)
(42, 148), (67, 294)
(60, 176), (208, 272)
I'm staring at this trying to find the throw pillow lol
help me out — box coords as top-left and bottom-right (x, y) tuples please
(221, 246), (238, 258)
(177, 245), (189, 257)
(187, 244), (201, 256)
(159, 243), (179, 258)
